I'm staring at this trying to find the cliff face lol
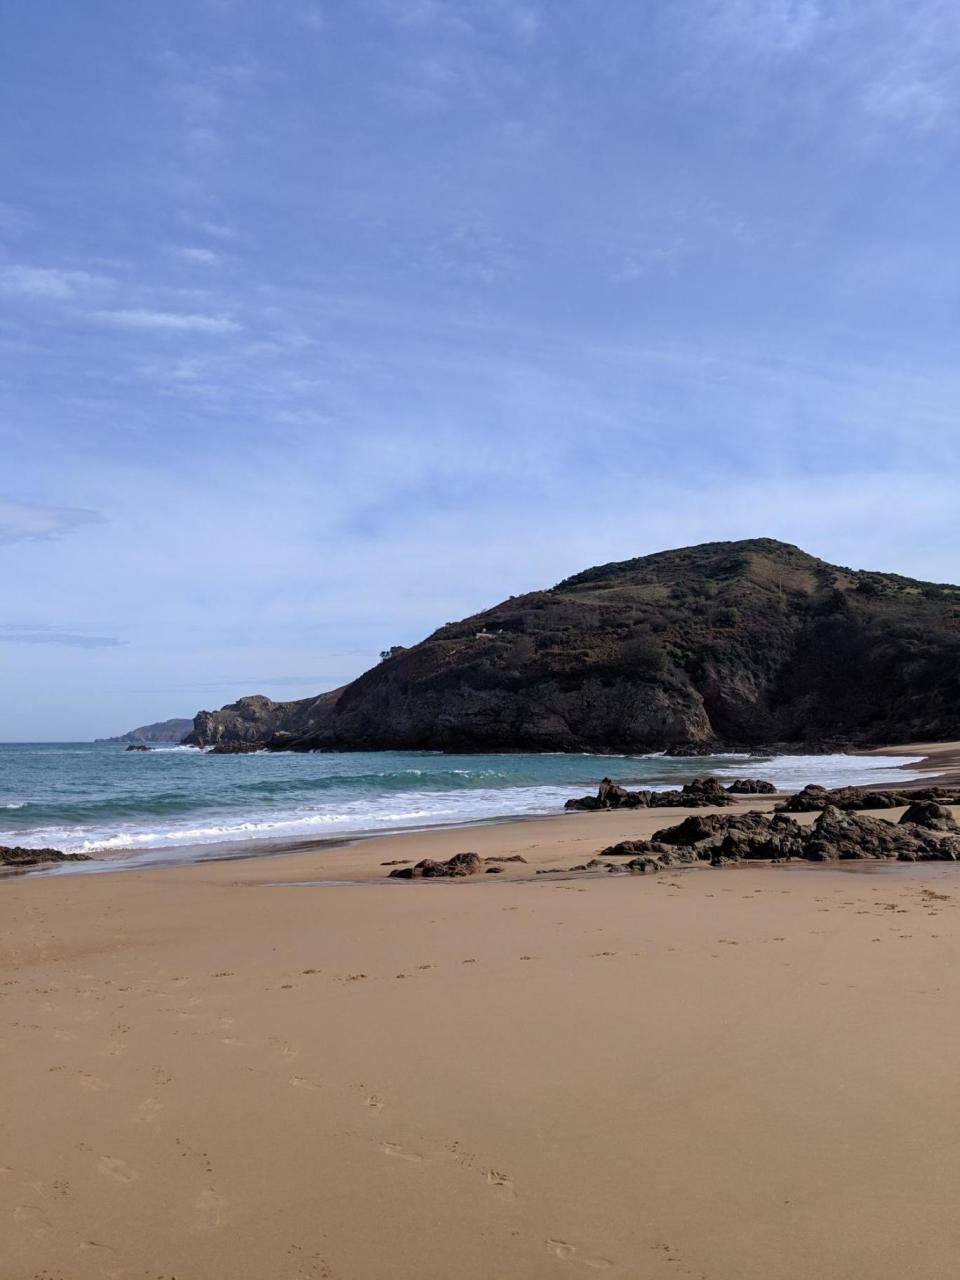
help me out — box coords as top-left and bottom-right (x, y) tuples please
(97, 718), (195, 744)
(184, 539), (960, 753)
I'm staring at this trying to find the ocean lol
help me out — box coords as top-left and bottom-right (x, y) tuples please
(0, 741), (931, 872)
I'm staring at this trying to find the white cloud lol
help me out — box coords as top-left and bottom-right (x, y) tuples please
(862, 73), (951, 131)
(0, 499), (103, 544)
(194, 218), (240, 240)
(173, 246), (222, 266)
(90, 309), (241, 334)
(0, 265), (108, 300)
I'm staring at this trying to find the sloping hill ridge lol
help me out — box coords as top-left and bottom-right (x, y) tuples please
(96, 718), (195, 744)
(184, 539), (960, 753)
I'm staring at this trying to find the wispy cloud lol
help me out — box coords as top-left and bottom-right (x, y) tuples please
(193, 219), (239, 240)
(173, 246), (222, 266)
(0, 625), (124, 649)
(90, 309), (241, 334)
(0, 500), (103, 545)
(0, 265), (110, 300)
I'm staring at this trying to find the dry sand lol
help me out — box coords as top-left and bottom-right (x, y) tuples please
(4, 761), (960, 1278)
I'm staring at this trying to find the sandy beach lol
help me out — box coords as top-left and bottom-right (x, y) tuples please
(4, 755), (960, 1278)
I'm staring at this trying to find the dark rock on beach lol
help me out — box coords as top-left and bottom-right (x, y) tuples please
(591, 805), (960, 872)
(777, 784), (960, 813)
(564, 776), (736, 812)
(725, 778), (776, 794)
(899, 801), (960, 832)
(1, 845), (92, 868)
(389, 852), (483, 879)
(651, 811), (773, 845)
(801, 806), (959, 862)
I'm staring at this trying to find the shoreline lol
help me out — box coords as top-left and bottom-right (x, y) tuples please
(14, 738), (957, 880)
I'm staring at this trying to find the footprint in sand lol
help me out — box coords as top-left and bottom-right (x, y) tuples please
(365, 1095), (384, 1113)
(289, 1075), (322, 1091)
(485, 1169), (516, 1197)
(77, 1070), (108, 1092)
(269, 1036), (299, 1060)
(14, 1204), (53, 1238)
(96, 1156), (140, 1184)
(546, 1239), (613, 1270)
(194, 1185), (227, 1230)
(133, 1097), (164, 1125)
(380, 1142), (422, 1163)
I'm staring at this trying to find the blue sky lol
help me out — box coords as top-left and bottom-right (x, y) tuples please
(2, 0), (959, 739)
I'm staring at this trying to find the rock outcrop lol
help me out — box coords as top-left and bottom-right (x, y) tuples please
(185, 538), (960, 754)
(594, 806), (960, 871)
(899, 801), (960, 832)
(388, 851), (483, 879)
(564, 777), (737, 811)
(1, 846), (91, 868)
(725, 778), (776, 794)
(777, 785), (960, 812)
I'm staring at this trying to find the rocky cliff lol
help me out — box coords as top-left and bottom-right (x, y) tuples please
(184, 538), (960, 753)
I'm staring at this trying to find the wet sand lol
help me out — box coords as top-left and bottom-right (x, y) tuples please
(5, 775), (960, 1278)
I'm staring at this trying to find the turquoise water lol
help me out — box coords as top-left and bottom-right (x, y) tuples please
(0, 742), (929, 869)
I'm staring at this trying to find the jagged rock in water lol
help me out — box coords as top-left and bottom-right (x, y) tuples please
(125, 743), (152, 752)
(207, 742), (262, 755)
(184, 539), (960, 754)
(388, 852), (483, 879)
(681, 778), (728, 801)
(1, 846), (92, 867)
(725, 778), (776, 794)
(778, 784), (960, 813)
(898, 801), (959, 832)
(565, 777), (735, 812)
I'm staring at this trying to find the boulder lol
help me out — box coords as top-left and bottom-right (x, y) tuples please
(725, 778), (776, 794)
(680, 778), (729, 801)
(651, 811), (772, 846)
(623, 855), (662, 873)
(125, 743), (152, 752)
(775, 784), (829, 812)
(899, 801), (959, 832)
(388, 852), (483, 879)
(718, 815), (805, 861)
